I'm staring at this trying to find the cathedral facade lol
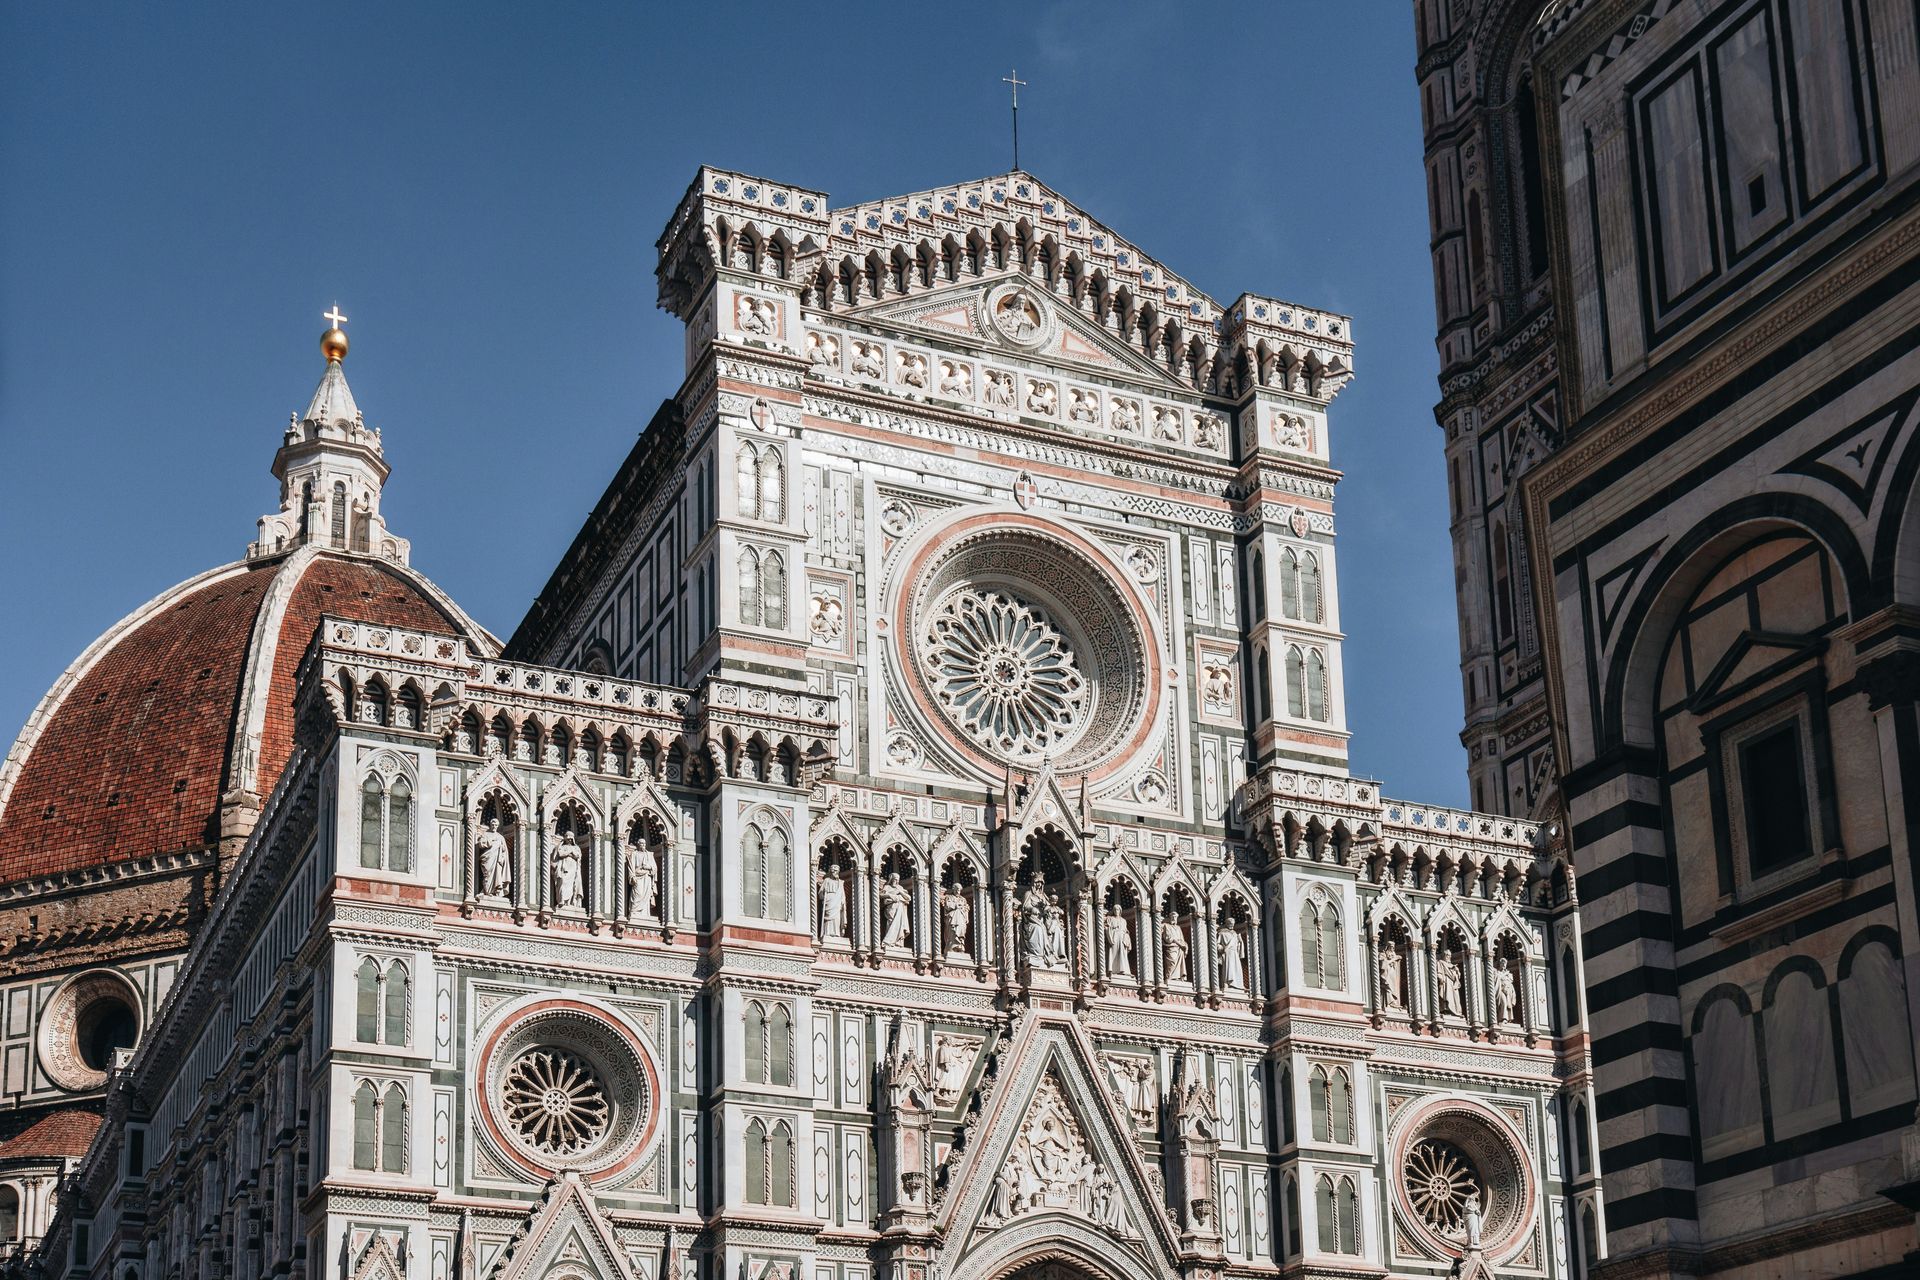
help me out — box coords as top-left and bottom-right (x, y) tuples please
(1416, 1), (1920, 1276)
(12, 169), (1589, 1280)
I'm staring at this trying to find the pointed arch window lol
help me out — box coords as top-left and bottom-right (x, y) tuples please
(1315, 1175), (1336, 1252)
(1281, 550), (1302, 619)
(1572, 1099), (1591, 1177)
(351, 1080), (406, 1172)
(358, 771), (413, 872)
(330, 482), (347, 549)
(354, 957), (410, 1047)
(1301, 552), (1323, 622)
(1285, 1175), (1301, 1256)
(1300, 898), (1344, 990)
(1279, 1065), (1295, 1144)
(770, 1120), (795, 1206)
(1338, 1177), (1359, 1254)
(1307, 650), (1329, 722)
(1493, 521), (1514, 640)
(762, 551), (787, 629)
(757, 450), (784, 523)
(742, 817), (789, 921)
(1285, 647), (1305, 718)
(743, 1000), (794, 1087)
(1330, 1068), (1352, 1143)
(738, 549), (762, 627)
(745, 1119), (769, 1203)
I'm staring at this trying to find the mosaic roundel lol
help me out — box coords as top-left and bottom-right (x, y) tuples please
(1390, 1097), (1536, 1261)
(474, 997), (663, 1185)
(892, 513), (1161, 780)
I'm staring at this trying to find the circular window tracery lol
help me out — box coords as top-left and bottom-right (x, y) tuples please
(891, 515), (1162, 781)
(925, 588), (1087, 757)
(1405, 1137), (1481, 1239)
(38, 970), (143, 1092)
(1390, 1099), (1535, 1260)
(502, 1046), (611, 1156)
(474, 999), (662, 1185)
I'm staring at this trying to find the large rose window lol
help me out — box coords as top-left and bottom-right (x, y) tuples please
(474, 999), (662, 1185)
(891, 517), (1161, 778)
(502, 1047), (612, 1156)
(925, 589), (1087, 757)
(1390, 1100), (1535, 1260)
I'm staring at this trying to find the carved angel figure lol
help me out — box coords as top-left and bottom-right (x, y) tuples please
(1104, 904), (1134, 977)
(477, 818), (512, 898)
(551, 831), (584, 910)
(737, 295), (775, 336)
(880, 871), (911, 949)
(625, 843), (658, 921)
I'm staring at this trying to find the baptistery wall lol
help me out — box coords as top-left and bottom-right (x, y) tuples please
(44, 167), (1590, 1280)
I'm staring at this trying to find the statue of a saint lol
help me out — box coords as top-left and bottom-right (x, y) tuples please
(1218, 924), (1246, 990)
(818, 864), (849, 940)
(1463, 1186), (1483, 1248)
(625, 843), (658, 921)
(1492, 953), (1518, 1024)
(880, 871), (911, 949)
(1021, 883), (1051, 964)
(1380, 945), (1404, 1010)
(1043, 890), (1068, 965)
(1162, 919), (1190, 983)
(1437, 951), (1464, 1017)
(1104, 904), (1133, 977)
(1091, 1166), (1127, 1231)
(942, 885), (971, 955)
(477, 818), (512, 898)
(551, 830), (584, 910)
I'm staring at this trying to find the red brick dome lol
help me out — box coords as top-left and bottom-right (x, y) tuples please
(0, 549), (495, 883)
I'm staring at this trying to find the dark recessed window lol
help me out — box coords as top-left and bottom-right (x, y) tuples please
(1747, 175), (1768, 217)
(1741, 722), (1812, 876)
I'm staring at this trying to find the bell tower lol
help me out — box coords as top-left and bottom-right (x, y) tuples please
(251, 309), (409, 563)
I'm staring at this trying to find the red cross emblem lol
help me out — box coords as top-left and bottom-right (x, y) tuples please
(1014, 472), (1038, 509)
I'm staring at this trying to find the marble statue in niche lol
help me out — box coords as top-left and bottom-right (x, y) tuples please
(1104, 903), (1134, 977)
(551, 830), (584, 910)
(1069, 388), (1099, 424)
(625, 842), (658, 921)
(880, 871), (912, 949)
(942, 884), (972, 956)
(1163, 918), (1190, 982)
(1194, 413), (1225, 449)
(1218, 925), (1246, 990)
(1153, 406), (1183, 442)
(1436, 950), (1464, 1017)
(1379, 944), (1405, 1010)
(1110, 398), (1140, 433)
(806, 331), (839, 367)
(818, 864), (850, 940)
(478, 818), (513, 898)
(851, 341), (885, 380)
(1491, 954), (1518, 1024)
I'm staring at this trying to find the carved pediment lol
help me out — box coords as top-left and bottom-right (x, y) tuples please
(490, 1172), (638, 1280)
(844, 277), (1200, 390)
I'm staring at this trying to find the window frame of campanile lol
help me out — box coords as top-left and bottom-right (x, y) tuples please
(358, 766), (413, 874)
(353, 956), (410, 1047)
(1701, 670), (1837, 900)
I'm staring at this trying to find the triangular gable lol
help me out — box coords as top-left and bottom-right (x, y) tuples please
(348, 1233), (406, 1280)
(1003, 763), (1090, 856)
(491, 1172), (639, 1280)
(935, 1013), (1182, 1278)
(849, 277), (1198, 389)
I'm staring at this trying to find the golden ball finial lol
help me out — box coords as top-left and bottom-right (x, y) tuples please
(320, 305), (349, 362)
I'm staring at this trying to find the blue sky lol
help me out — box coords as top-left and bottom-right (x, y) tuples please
(0, 2), (1469, 806)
